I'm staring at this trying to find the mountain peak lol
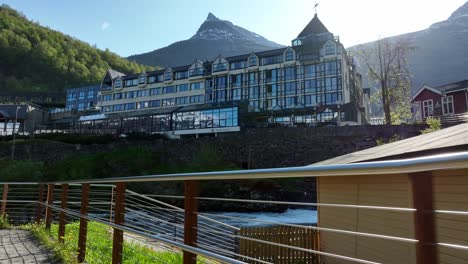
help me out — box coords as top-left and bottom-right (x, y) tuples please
(449, 1), (468, 21)
(206, 12), (219, 21)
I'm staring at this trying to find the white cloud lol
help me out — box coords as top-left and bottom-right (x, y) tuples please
(101, 21), (110, 31)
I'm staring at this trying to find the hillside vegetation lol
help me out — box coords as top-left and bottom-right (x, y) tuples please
(0, 5), (154, 93)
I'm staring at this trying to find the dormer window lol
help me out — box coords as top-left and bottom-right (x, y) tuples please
(139, 74), (147, 85)
(212, 62), (227, 72)
(324, 42), (336, 55)
(165, 70), (173, 81)
(189, 60), (205, 77)
(114, 78), (122, 89)
(189, 67), (204, 77)
(285, 49), (295, 61)
(249, 55), (258, 67)
(292, 38), (302, 47)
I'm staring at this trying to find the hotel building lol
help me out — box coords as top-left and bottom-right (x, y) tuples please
(94, 15), (368, 136)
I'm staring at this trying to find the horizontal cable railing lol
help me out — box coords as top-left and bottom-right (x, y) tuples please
(0, 152), (468, 264)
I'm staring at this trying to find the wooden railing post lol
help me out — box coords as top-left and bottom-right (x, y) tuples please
(408, 172), (437, 264)
(36, 184), (44, 224)
(77, 183), (90, 263)
(183, 180), (199, 264)
(58, 184), (69, 243)
(1, 184), (8, 215)
(112, 182), (126, 264)
(45, 184), (55, 230)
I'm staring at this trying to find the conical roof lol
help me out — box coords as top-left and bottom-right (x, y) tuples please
(297, 14), (329, 38)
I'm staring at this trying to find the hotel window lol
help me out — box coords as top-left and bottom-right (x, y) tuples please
(305, 80), (317, 93)
(190, 82), (204, 90)
(285, 82), (296, 96)
(162, 86), (175, 94)
(230, 61), (246, 70)
(325, 61), (338, 75)
(190, 95), (204, 103)
(157, 75), (164, 82)
(114, 93), (123, 100)
(176, 71), (188, 80)
(189, 67), (204, 77)
(115, 79), (122, 88)
(175, 96), (189, 105)
(215, 76), (227, 89)
(324, 43), (336, 55)
(305, 94), (317, 106)
(422, 99), (434, 118)
(79, 91), (85, 99)
(139, 75), (146, 84)
(67, 93), (76, 101)
(231, 88), (241, 101)
(162, 98), (175, 106)
(177, 84), (189, 92)
(137, 101), (149, 109)
(78, 103), (84, 110)
(113, 104), (124, 111)
(136, 90), (148, 97)
(285, 97), (296, 108)
(150, 100), (161, 107)
(150, 88), (161, 95)
(126, 91), (135, 99)
(165, 71), (173, 81)
(126, 79), (139, 87)
(265, 69), (277, 83)
(87, 90), (94, 99)
(262, 55), (282, 65)
(102, 94), (112, 101)
(230, 74), (242, 88)
(125, 103), (136, 110)
(285, 49), (294, 61)
(304, 65), (316, 79)
(285, 67), (295, 81)
(266, 84), (277, 97)
(216, 90), (226, 102)
(325, 77), (337, 91)
(442, 96), (454, 115)
(213, 62), (228, 72)
(249, 56), (258, 67)
(249, 72), (258, 85)
(148, 76), (157, 83)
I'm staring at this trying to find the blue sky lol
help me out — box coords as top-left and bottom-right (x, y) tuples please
(1, 0), (466, 57)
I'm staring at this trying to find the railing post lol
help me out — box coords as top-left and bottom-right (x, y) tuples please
(36, 184), (45, 224)
(77, 183), (90, 263)
(112, 182), (126, 264)
(1, 184), (8, 215)
(45, 184), (55, 230)
(408, 172), (437, 264)
(183, 180), (199, 264)
(58, 184), (69, 243)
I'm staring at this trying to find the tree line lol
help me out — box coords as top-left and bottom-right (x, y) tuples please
(0, 5), (155, 93)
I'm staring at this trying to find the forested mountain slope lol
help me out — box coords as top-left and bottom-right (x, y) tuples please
(0, 5), (154, 93)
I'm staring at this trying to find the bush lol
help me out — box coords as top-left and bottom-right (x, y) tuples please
(0, 160), (44, 181)
(421, 117), (441, 134)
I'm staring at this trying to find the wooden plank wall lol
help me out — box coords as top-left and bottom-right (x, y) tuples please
(433, 169), (468, 264)
(318, 174), (416, 264)
(238, 225), (319, 263)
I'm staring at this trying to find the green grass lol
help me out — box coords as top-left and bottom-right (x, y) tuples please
(26, 221), (188, 264)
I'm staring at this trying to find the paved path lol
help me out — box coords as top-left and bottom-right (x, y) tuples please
(0, 229), (59, 264)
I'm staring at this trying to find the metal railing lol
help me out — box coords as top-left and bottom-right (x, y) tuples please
(1, 152), (468, 264)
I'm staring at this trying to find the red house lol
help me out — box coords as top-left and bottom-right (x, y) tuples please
(411, 79), (468, 121)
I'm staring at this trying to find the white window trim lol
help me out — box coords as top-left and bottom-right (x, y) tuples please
(442, 95), (454, 115)
(422, 99), (433, 118)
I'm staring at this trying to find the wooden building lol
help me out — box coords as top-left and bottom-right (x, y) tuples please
(312, 123), (468, 264)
